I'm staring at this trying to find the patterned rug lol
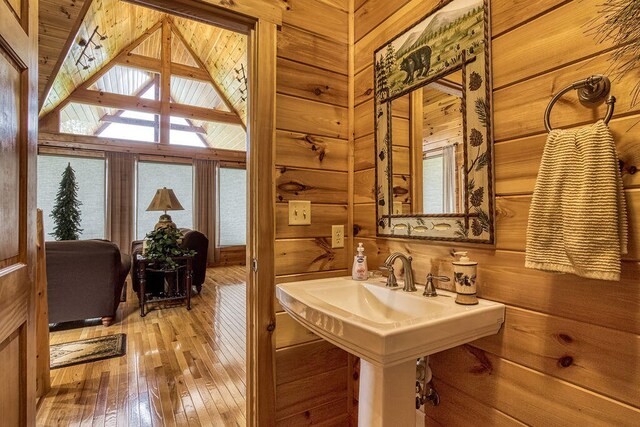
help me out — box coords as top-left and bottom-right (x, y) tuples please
(50, 334), (126, 369)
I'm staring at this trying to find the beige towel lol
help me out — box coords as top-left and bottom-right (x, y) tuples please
(525, 120), (628, 281)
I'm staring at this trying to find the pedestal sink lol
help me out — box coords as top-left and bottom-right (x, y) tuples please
(276, 277), (505, 427)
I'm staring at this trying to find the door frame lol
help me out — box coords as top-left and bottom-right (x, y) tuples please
(0, 0), (39, 423)
(124, 1), (279, 425)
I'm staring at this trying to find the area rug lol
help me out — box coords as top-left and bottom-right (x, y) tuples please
(50, 334), (126, 369)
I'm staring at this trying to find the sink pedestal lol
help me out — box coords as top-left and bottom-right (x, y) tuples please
(358, 359), (416, 427)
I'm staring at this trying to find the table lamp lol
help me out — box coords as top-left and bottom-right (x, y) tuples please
(146, 187), (184, 230)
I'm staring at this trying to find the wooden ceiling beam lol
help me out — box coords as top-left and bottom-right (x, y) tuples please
(68, 88), (243, 125)
(100, 114), (206, 134)
(170, 103), (244, 125)
(39, 131), (247, 162)
(70, 89), (161, 114)
(116, 53), (211, 81)
(160, 18), (172, 145)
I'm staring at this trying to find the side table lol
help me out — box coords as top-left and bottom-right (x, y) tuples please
(136, 254), (193, 317)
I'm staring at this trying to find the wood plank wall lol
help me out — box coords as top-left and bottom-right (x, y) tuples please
(353, 0), (640, 425)
(273, 1), (352, 425)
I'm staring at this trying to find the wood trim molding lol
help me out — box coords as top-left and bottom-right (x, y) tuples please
(410, 89), (423, 213)
(124, 0), (284, 30)
(38, 131), (246, 162)
(246, 20), (277, 427)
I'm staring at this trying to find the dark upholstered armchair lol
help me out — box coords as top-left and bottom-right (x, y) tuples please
(130, 229), (209, 294)
(46, 240), (131, 326)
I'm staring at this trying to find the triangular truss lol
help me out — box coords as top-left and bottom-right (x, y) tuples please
(41, 17), (245, 148)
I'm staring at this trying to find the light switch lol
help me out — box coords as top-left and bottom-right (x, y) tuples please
(332, 225), (344, 248)
(288, 201), (311, 225)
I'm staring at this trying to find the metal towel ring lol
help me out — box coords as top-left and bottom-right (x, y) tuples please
(544, 74), (616, 132)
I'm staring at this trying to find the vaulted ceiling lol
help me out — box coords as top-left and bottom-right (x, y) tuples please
(39, 0), (248, 150)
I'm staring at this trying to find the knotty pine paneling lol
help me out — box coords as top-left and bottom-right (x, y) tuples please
(277, 26), (348, 75)
(354, 0), (411, 42)
(354, 64), (373, 107)
(276, 340), (348, 385)
(276, 400), (350, 426)
(354, 134), (375, 171)
(275, 312), (319, 348)
(276, 204), (349, 239)
(274, 6), (351, 424)
(275, 130), (349, 172)
(276, 167), (348, 204)
(276, 94), (348, 139)
(275, 238), (349, 276)
(354, 168), (375, 204)
(495, 115), (640, 195)
(496, 192), (640, 260)
(430, 346), (640, 425)
(491, 0), (567, 37)
(474, 306), (640, 407)
(354, 98), (374, 139)
(492, 0), (614, 89)
(425, 379), (524, 426)
(276, 58), (349, 107)
(281, 0), (349, 44)
(493, 51), (640, 142)
(353, 203), (376, 238)
(275, 367), (348, 421)
(352, 0), (640, 423)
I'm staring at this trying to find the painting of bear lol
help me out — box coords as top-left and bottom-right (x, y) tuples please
(400, 45), (432, 85)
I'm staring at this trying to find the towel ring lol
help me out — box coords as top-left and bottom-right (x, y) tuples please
(544, 75), (616, 132)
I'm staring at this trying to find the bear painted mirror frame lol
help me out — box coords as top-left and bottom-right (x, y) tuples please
(374, 0), (495, 243)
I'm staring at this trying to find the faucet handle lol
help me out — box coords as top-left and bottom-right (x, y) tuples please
(380, 265), (398, 288)
(424, 273), (450, 297)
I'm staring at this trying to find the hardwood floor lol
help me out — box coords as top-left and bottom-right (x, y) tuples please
(36, 266), (247, 427)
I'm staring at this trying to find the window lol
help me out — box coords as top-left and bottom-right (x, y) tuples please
(170, 116), (206, 147)
(218, 167), (246, 246)
(137, 162), (193, 239)
(423, 154), (444, 214)
(37, 154), (106, 240)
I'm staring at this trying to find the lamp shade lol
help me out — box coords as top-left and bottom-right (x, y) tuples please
(146, 187), (185, 212)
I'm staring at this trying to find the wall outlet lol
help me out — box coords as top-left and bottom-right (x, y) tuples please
(332, 225), (344, 248)
(288, 201), (311, 225)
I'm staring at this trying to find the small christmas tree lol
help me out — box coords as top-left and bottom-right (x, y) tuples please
(50, 163), (83, 240)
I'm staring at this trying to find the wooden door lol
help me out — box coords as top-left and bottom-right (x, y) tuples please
(0, 0), (39, 425)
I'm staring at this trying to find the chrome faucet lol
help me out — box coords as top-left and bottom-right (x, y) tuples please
(382, 253), (416, 292)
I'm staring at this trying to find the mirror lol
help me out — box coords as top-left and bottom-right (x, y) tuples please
(374, 0), (494, 243)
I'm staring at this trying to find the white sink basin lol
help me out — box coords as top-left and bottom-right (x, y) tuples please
(276, 276), (505, 366)
(276, 276), (505, 427)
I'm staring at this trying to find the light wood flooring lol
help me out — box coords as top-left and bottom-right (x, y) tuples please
(36, 265), (247, 427)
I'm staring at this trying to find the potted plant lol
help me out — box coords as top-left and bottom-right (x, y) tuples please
(144, 227), (196, 271)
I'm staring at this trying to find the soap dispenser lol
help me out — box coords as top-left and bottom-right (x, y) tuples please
(452, 251), (478, 305)
(352, 243), (368, 280)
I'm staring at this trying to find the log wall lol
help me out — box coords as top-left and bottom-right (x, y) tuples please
(352, 0), (640, 425)
(273, 1), (352, 425)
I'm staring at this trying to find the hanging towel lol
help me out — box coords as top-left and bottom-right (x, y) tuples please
(525, 120), (628, 281)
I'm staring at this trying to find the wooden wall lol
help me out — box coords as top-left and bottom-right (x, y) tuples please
(353, 0), (640, 425)
(273, 1), (352, 425)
